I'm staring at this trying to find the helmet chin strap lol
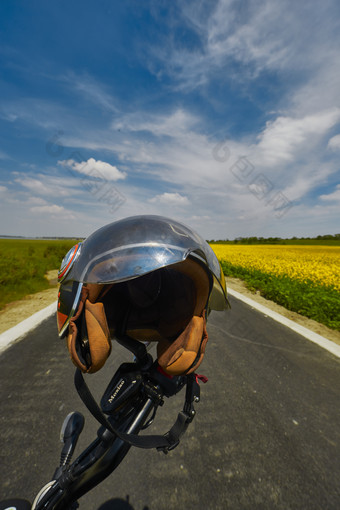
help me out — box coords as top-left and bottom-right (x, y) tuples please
(73, 304), (206, 453)
(74, 365), (204, 454)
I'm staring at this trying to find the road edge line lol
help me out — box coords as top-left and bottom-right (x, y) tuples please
(227, 288), (340, 359)
(0, 301), (57, 354)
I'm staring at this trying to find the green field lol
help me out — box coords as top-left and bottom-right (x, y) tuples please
(0, 239), (79, 310)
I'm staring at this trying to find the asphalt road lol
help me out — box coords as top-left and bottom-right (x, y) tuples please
(1, 296), (340, 510)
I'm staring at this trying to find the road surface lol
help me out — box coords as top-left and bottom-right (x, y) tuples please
(1, 295), (339, 509)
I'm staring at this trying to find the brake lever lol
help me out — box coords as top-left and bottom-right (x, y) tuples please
(52, 412), (84, 481)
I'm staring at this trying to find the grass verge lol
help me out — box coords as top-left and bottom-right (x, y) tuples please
(220, 260), (340, 331)
(0, 239), (78, 309)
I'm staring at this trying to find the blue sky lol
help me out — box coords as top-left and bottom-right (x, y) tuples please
(0, 0), (339, 239)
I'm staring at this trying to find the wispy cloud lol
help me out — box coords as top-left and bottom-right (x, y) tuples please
(0, 98), (73, 130)
(253, 109), (340, 167)
(112, 109), (198, 137)
(1, 0), (339, 238)
(30, 203), (76, 220)
(0, 149), (10, 159)
(151, 0), (340, 87)
(328, 134), (340, 151)
(62, 102), (339, 206)
(14, 174), (76, 197)
(319, 185), (340, 203)
(61, 72), (119, 113)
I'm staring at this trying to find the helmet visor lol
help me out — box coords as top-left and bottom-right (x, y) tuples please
(63, 215), (228, 308)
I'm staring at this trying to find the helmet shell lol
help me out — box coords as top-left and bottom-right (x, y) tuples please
(57, 215), (228, 337)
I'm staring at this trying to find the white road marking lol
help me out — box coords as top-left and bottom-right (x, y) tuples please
(0, 301), (57, 354)
(228, 288), (340, 359)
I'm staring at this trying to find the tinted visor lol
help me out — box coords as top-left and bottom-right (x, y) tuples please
(63, 215), (228, 310)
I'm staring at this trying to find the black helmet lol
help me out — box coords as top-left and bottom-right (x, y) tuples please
(57, 215), (228, 375)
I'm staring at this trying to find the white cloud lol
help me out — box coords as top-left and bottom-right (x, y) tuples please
(59, 157), (126, 181)
(14, 174), (74, 197)
(254, 109), (340, 166)
(148, 192), (190, 206)
(148, 0), (340, 131)
(319, 185), (340, 202)
(30, 204), (64, 214)
(328, 134), (340, 151)
(30, 204), (76, 220)
(62, 109), (246, 191)
(59, 103), (339, 234)
(3, 0), (338, 239)
(15, 176), (56, 196)
(150, 0), (336, 87)
(26, 196), (48, 206)
(281, 164), (333, 202)
(112, 109), (197, 137)
(205, 0), (293, 73)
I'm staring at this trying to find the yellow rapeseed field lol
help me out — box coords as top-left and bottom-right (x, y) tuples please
(211, 244), (340, 290)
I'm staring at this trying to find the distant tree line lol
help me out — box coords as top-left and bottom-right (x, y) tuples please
(208, 234), (340, 244)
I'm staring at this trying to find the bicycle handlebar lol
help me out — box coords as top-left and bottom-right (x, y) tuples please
(12, 334), (200, 510)
(32, 351), (182, 510)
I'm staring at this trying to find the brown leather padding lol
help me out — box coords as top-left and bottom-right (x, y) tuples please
(67, 321), (86, 372)
(66, 300), (111, 374)
(86, 283), (113, 304)
(168, 258), (210, 316)
(84, 301), (111, 373)
(66, 257), (211, 376)
(86, 283), (104, 303)
(133, 259), (210, 375)
(157, 312), (208, 375)
(66, 286), (88, 371)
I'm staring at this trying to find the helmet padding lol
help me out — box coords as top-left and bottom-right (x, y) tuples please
(66, 257), (211, 375)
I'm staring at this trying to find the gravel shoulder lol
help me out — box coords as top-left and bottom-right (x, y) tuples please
(0, 271), (59, 335)
(0, 273), (339, 347)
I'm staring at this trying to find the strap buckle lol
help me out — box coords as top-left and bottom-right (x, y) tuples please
(157, 373), (201, 454)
